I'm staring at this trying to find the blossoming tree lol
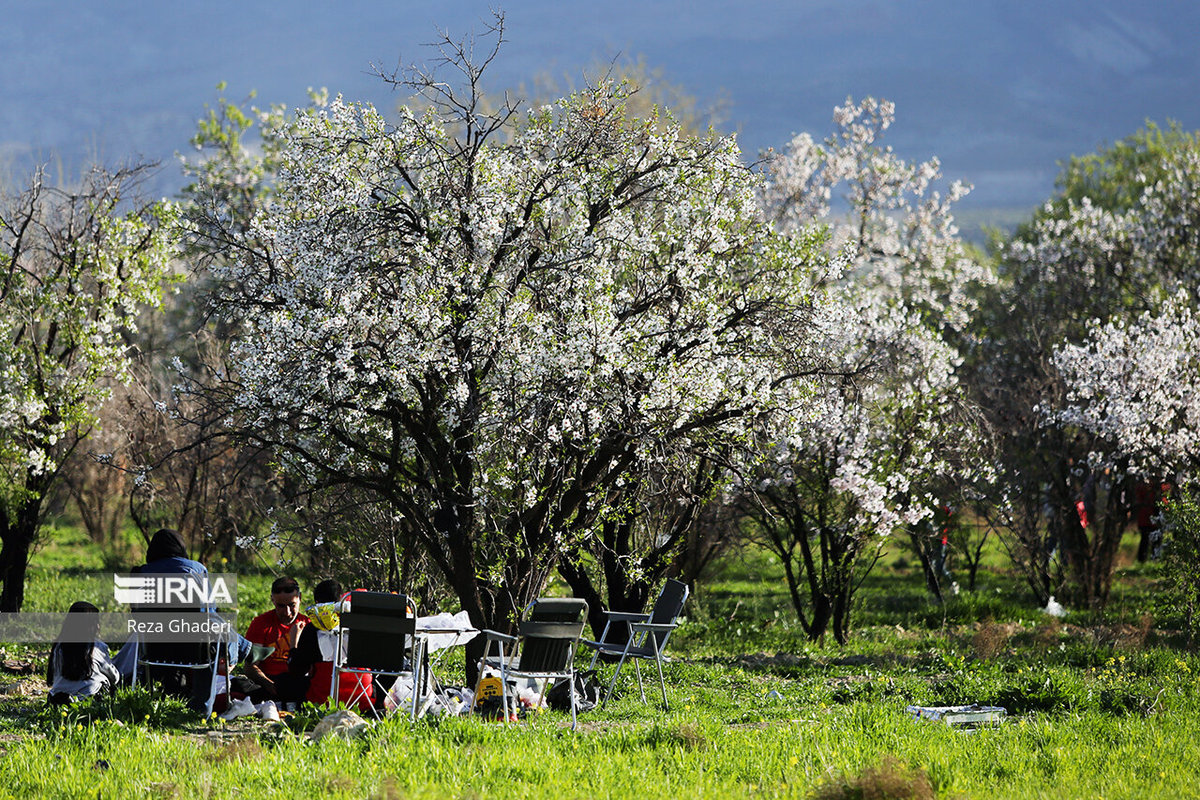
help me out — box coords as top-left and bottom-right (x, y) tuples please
(743, 292), (978, 641)
(973, 126), (1200, 605)
(0, 166), (177, 610)
(192, 29), (815, 657)
(970, 197), (1146, 605)
(749, 97), (989, 635)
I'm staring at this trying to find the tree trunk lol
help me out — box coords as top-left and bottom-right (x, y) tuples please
(797, 522), (834, 642)
(0, 498), (41, 612)
(907, 528), (944, 602)
(454, 572), (489, 687)
(441, 511), (490, 686)
(805, 594), (833, 643)
(832, 589), (851, 645)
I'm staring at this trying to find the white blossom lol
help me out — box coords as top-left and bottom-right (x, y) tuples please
(1053, 292), (1200, 477)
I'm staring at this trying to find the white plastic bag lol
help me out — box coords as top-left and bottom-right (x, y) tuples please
(383, 675), (416, 715)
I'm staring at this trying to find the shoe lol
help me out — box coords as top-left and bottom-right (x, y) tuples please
(219, 696), (257, 721)
(255, 701), (280, 721)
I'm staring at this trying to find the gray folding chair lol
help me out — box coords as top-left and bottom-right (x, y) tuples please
(583, 579), (689, 710)
(128, 574), (232, 717)
(478, 598), (588, 730)
(332, 591), (425, 720)
(131, 636), (226, 716)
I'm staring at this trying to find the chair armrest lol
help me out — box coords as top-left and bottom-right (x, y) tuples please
(603, 611), (650, 623)
(629, 622), (678, 633)
(480, 629), (517, 645)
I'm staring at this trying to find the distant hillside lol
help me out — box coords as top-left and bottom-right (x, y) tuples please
(954, 206), (1035, 246)
(2, 0), (1198, 209)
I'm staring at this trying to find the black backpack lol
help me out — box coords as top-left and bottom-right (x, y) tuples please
(546, 669), (603, 712)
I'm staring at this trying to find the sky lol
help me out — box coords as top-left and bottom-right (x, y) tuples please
(2, 0), (1198, 220)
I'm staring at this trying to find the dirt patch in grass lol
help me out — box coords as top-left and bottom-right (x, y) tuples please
(971, 621), (1020, 659)
(0, 678), (45, 698)
(734, 652), (810, 670)
(812, 755), (935, 800)
(1040, 621), (1173, 650)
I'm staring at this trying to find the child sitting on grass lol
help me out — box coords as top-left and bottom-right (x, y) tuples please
(46, 601), (120, 705)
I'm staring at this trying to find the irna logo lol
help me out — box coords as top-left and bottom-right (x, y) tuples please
(113, 574), (235, 606)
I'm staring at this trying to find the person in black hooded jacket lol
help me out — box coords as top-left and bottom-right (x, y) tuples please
(136, 528), (207, 578)
(128, 529), (210, 706)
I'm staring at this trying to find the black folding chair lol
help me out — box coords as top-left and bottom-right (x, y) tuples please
(332, 591), (424, 719)
(478, 598), (588, 730)
(582, 579), (689, 710)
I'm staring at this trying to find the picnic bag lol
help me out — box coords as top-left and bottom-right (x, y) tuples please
(546, 669), (602, 712)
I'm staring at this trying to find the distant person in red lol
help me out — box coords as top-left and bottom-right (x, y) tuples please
(243, 576), (309, 703)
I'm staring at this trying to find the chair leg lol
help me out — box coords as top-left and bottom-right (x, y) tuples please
(650, 636), (668, 711)
(497, 641), (512, 724)
(410, 638), (426, 721)
(203, 656), (221, 718)
(332, 631), (342, 708)
(634, 659), (645, 703)
(569, 670), (578, 731)
(601, 651), (630, 709)
(587, 620), (613, 671)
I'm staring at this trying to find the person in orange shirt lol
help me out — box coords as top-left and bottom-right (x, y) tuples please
(243, 576), (310, 704)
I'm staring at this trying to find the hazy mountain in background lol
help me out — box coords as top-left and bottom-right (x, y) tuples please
(2, 0), (1197, 233)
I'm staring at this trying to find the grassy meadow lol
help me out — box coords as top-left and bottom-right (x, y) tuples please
(2, 528), (1198, 799)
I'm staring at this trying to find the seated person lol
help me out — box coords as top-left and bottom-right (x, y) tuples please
(289, 579), (375, 710)
(242, 576), (309, 704)
(137, 527), (206, 578)
(47, 601), (120, 705)
(123, 528), (230, 712)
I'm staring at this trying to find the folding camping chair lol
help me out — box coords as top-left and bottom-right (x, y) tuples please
(478, 598), (588, 730)
(331, 591), (425, 720)
(583, 579), (689, 710)
(127, 571), (233, 718)
(130, 620), (231, 717)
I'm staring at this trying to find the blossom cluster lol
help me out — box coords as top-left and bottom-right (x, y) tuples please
(207, 90), (811, 544)
(761, 291), (970, 540)
(0, 180), (178, 495)
(759, 96), (990, 331)
(1053, 292), (1200, 477)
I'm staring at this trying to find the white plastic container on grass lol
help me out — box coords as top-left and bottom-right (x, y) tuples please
(906, 703), (1006, 728)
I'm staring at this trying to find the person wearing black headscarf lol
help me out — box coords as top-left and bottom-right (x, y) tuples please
(126, 528), (216, 709)
(137, 528), (206, 577)
(47, 601), (119, 704)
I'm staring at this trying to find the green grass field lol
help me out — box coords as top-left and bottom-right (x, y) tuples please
(2, 529), (1198, 799)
